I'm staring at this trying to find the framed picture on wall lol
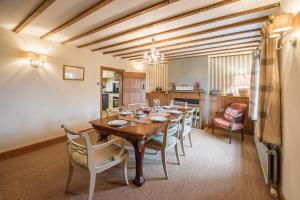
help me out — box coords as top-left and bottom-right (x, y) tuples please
(63, 65), (84, 81)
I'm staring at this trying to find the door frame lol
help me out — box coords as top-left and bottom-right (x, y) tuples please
(100, 66), (125, 116)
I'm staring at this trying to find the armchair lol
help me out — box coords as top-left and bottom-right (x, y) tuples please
(61, 124), (129, 200)
(212, 103), (247, 144)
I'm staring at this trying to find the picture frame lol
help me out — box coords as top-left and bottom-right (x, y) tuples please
(63, 65), (84, 81)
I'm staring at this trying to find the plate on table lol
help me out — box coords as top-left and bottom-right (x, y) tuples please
(163, 105), (178, 109)
(108, 120), (128, 127)
(163, 106), (171, 109)
(119, 111), (133, 116)
(168, 110), (182, 115)
(150, 116), (167, 122)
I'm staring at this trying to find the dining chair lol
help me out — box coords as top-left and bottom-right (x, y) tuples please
(106, 106), (124, 117)
(61, 124), (129, 200)
(139, 99), (149, 108)
(212, 103), (247, 144)
(127, 103), (141, 112)
(146, 117), (181, 179)
(191, 106), (200, 127)
(178, 109), (194, 156)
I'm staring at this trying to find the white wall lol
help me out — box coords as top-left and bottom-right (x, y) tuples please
(280, 1), (300, 200)
(168, 56), (208, 90)
(0, 28), (144, 153)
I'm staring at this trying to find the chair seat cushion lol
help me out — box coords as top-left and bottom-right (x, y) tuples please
(68, 144), (123, 169)
(147, 133), (177, 148)
(213, 118), (243, 131)
(179, 124), (191, 136)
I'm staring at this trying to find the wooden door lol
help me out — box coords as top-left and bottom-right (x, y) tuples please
(123, 72), (146, 106)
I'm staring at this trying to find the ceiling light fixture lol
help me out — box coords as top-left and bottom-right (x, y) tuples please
(143, 38), (166, 65)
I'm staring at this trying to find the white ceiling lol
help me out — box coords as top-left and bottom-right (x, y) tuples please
(0, 0), (280, 61)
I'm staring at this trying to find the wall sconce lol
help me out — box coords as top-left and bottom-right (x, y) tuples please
(26, 51), (47, 68)
(269, 12), (300, 49)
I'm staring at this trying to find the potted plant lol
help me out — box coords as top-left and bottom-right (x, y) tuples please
(171, 82), (176, 91)
(194, 81), (200, 91)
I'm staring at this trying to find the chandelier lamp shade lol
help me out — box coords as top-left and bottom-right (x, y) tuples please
(143, 38), (166, 65)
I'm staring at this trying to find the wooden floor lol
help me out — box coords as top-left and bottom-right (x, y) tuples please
(0, 129), (273, 200)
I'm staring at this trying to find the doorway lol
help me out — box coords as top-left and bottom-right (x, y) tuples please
(100, 66), (124, 118)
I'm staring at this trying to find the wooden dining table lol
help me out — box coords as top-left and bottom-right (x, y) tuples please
(89, 108), (188, 187)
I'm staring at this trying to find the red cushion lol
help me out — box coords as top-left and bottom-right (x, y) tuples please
(223, 103), (246, 123)
(213, 118), (243, 131)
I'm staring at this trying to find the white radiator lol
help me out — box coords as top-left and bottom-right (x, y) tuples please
(255, 138), (278, 184)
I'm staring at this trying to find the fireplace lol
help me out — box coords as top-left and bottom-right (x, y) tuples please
(174, 98), (199, 105)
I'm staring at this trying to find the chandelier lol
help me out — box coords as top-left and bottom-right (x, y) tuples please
(143, 38), (166, 65)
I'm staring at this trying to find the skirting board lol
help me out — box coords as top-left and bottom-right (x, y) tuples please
(0, 136), (65, 161)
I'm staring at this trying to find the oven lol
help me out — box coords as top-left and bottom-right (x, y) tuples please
(113, 96), (119, 107)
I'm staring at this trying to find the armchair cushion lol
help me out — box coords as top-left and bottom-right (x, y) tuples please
(213, 118), (243, 131)
(223, 103), (246, 123)
(68, 144), (123, 169)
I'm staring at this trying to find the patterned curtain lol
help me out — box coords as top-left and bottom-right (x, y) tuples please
(255, 25), (282, 145)
(249, 49), (260, 120)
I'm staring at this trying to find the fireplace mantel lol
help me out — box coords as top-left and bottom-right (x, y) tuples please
(146, 91), (205, 129)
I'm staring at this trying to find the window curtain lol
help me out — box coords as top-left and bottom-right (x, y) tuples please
(255, 25), (282, 145)
(209, 54), (252, 92)
(146, 63), (168, 92)
(249, 49), (260, 120)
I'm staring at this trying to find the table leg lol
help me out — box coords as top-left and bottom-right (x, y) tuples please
(131, 139), (146, 186)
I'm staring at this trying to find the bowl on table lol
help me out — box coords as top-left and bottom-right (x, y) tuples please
(135, 111), (146, 119)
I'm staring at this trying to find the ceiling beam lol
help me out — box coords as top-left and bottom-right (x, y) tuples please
(102, 16), (268, 54)
(13, 0), (56, 33)
(113, 29), (261, 56)
(62, 0), (180, 44)
(116, 35), (261, 57)
(88, 2), (279, 50)
(163, 41), (259, 57)
(121, 40), (260, 59)
(79, 0), (242, 48)
(40, 0), (114, 39)
(129, 45), (258, 60)
(132, 48), (256, 62)
(162, 46), (257, 58)
(134, 49), (254, 62)
(207, 50), (254, 57)
(166, 50), (255, 60)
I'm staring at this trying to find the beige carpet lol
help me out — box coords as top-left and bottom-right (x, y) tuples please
(0, 129), (273, 200)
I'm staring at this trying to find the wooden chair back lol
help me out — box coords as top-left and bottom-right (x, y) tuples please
(61, 124), (87, 156)
(106, 106), (124, 117)
(127, 103), (141, 111)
